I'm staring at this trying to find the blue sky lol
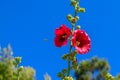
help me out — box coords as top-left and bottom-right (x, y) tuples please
(0, 0), (120, 79)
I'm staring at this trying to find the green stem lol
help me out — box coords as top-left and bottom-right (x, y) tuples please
(74, 11), (77, 17)
(67, 56), (70, 76)
(17, 65), (19, 80)
(67, 44), (72, 76)
(18, 74), (19, 80)
(67, 0), (78, 76)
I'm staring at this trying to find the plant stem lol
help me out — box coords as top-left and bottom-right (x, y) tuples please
(17, 65), (19, 80)
(67, 0), (78, 76)
(67, 44), (72, 76)
(18, 73), (19, 80)
(67, 57), (70, 76)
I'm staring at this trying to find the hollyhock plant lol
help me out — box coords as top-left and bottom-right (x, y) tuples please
(54, 0), (91, 80)
(54, 25), (71, 47)
(72, 29), (91, 54)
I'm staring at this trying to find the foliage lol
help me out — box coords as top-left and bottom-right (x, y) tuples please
(75, 57), (120, 80)
(0, 44), (35, 80)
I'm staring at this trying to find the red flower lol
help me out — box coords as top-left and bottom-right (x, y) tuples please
(54, 25), (71, 47)
(72, 29), (91, 54)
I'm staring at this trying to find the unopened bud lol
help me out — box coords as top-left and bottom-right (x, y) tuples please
(75, 16), (79, 20)
(105, 73), (114, 80)
(73, 65), (78, 70)
(71, 0), (77, 7)
(74, 50), (78, 54)
(62, 54), (68, 60)
(15, 57), (22, 64)
(63, 76), (73, 80)
(57, 72), (62, 78)
(67, 14), (72, 19)
(71, 18), (76, 23)
(76, 25), (81, 29)
(72, 61), (78, 70)
(67, 14), (73, 22)
(62, 68), (67, 74)
(79, 8), (86, 13)
(18, 66), (24, 72)
(72, 57), (77, 62)
(13, 61), (17, 67)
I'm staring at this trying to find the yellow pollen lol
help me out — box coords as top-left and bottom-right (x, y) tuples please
(76, 41), (80, 46)
(62, 35), (66, 38)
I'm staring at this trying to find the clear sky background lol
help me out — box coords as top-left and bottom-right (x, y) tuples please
(0, 0), (120, 80)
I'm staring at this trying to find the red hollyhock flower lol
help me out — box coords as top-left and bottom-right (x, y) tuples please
(72, 29), (91, 54)
(54, 25), (71, 47)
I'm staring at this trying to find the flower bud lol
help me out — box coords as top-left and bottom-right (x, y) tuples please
(13, 61), (17, 67)
(15, 57), (22, 64)
(69, 53), (75, 60)
(18, 66), (24, 72)
(57, 72), (62, 78)
(76, 25), (81, 29)
(78, 8), (86, 13)
(72, 61), (78, 70)
(75, 16), (79, 20)
(72, 57), (77, 62)
(67, 14), (72, 19)
(71, 0), (77, 7)
(72, 57), (77, 66)
(67, 14), (73, 22)
(63, 76), (73, 80)
(62, 68), (67, 74)
(105, 73), (114, 80)
(72, 64), (78, 70)
(74, 50), (78, 54)
(62, 54), (68, 60)
(71, 18), (76, 23)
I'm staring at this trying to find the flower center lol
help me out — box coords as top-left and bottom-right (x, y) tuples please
(62, 35), (67, 38)
(60, 35), (67, 41)
(76, 41), (80, 46)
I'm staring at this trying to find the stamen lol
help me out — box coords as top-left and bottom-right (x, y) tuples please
(76, 41), (80, 46)
(62, 35), (67, 38)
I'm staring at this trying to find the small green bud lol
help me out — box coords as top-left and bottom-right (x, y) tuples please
(67, 14), (73, 22)
(62, 54), (68, 60)
(62, 68), (67, 74)
(67, 14), (72, 19)
(71, 0), (77, 7)
(69, 53), (75, 60)
(75, 16), (79, 20)
(57, 72), (62, 78)
(13, 61), (17, 67)
(105, 73), (114, 80)
(15, 57), (22, 64)
(63, 76), (73, 80)
(72, 61), (78, 70)
(18, 66), (24, 72)
(71, 18), (76, 23)
(74, 50), (78, 54)
(73, 65), (78, 70)
(79, 8), (86, 13)
(76, 25), (81, 29)
(72, 57), (77, 62)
